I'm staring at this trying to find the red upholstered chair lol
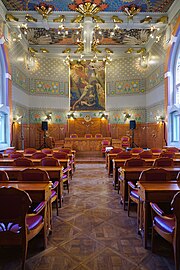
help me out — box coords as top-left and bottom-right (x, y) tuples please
(138, 150), (153, 159)
(130, 148), (143, 154)
(41, 148), (53, 154)
(124, 158), (146, 167)
(59, 148), (71, 154)
(9, 152), (24, 159)
(41, 157), (59, 166)
(4, 148), (15, 154)
(53, 151), (68, 159)
(0, 170), (9, 181)
(160, 151), (175, 158)
(150, 191), (180, 270)
(0, 186), (47, 270)
(70, 134), (78, 138)
(24, 148), (37, 154)
(163, 147), (179, 153)
(153, 157), (174, 167)
(20, 168), (58, 216)
(31, 152), (47, 159)
(109, 148), (123, 154)
(128, 168), (171, 229)
(151, 148), (162, 154)
(95, 134), (103, 138)
(120, 136), (130, 149)
(85, 134), (92, 138)
(101, 139), (111, 155)
(13, 157), (34, 167)
(0, 153), (3, 158)
(115, 151), (132, 159)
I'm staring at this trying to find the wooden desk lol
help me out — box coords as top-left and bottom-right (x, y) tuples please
(113, 159), (180, 189)
(0, 181), (52, 236)
(64, 137), (111, 151)
(138, 182), (180, 248)
(118, 167), (180, 210)
(0, 166), (64, 207)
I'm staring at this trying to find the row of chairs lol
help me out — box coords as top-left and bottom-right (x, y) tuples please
(125, 167), (180, 270)
(110, 148), (178, 159)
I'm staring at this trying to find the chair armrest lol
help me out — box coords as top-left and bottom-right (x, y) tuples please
(29, 201), (46, 216)
(128, 181), (137, 190)
(63, 167), (71, 174)
(52, 181), (59, 190)
(150, 202), (164, 216)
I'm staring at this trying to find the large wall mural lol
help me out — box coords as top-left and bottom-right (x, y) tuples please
(70, 60), (105, 111)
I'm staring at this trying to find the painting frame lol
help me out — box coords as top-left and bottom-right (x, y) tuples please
(69, 60), (106, 111)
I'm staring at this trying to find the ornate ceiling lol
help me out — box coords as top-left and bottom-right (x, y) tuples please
(0, 0), (177, 61)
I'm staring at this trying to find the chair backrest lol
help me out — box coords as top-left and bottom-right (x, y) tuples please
(124, 158), (146, 167)
(164, 147), (179, 153)
(131, 148), (143, 153)
(153, 157), (174, 167)
(9, 152), (24, 159)
(59, 148), (71, 154)
(0, 171), (9, 181)
(13, 157), (34, 167)
(85, 134), (92, 138)
(31, 152), (47, 159)
(139, 168), (171, 182)
(20, 168), (50, 182)
(171, 191), (180, 223)
(176, 172), (180, 181)
(41, 148), (53, 154)
(139, 150), (153, 159)
(160, 151), (175, 158)
(109, 148), (123, 154)
(0, 153), (3, 158)
(115, 151), (132, 159)
(53, 152), (68, 159)
(41, 157), (59, 166)
(151, 148), (162, 153)
(4, 148), (15, 154)
(24, 148), (37, 154)
(0, 186), (31, 241)
(102, 140), (110, 146)
(95, 134), (102, 138)
(70, 134), (78, 138)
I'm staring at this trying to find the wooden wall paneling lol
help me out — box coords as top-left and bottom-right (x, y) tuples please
(146, 123), (165, 148)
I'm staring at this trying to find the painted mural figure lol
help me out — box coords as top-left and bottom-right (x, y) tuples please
(70, 61), (105, 111)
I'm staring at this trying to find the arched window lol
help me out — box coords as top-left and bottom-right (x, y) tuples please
(168, 37), (180, 146)
(0, 44), (10, 150)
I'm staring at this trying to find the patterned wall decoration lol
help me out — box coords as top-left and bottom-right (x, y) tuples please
(12, 65), (29, 93)
(146, 65), (164, 91)
(109, 108), (146, 124)
(29, 109), (67, 124)
(110, 79), (145, 95)
(30, 79), (66, 96)
(106, 58), (148, 96)
(146, 102), (165, 123)
(12, 102), (29, 124)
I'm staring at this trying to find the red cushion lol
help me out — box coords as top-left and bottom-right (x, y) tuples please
(130, 190), (139, 199)
(26, 215), (43, 231)
(154, 215), (175, 233)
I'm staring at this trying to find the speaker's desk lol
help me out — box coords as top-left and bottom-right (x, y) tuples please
(64, 137), (111, 151)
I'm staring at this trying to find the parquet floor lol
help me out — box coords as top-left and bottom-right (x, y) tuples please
(0, 161), (175, 270)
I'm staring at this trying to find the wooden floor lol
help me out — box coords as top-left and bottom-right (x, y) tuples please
(0, 155), (175, 270)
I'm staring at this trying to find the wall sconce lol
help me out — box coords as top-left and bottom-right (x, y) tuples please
(45, 112), (52, 121)
(123, 112), (131, 122)
(67, 112), (76, 120)
(156, 115), (165, 124)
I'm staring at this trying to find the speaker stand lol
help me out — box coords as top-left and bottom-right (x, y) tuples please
(131, 129), (139, 148)
(39, 130), (50, 149)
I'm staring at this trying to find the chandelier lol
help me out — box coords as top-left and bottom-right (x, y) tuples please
(68, 0), (109, 55)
